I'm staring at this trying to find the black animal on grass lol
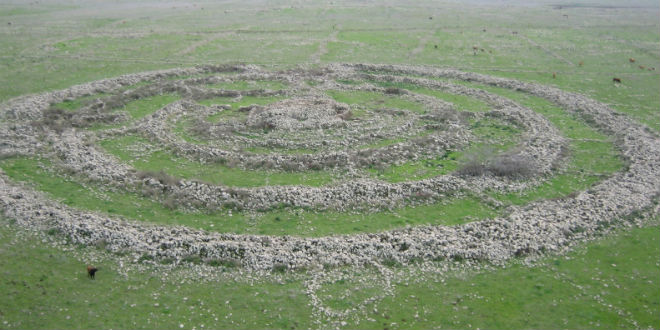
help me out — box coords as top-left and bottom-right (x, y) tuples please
(87, 265), (98, 279)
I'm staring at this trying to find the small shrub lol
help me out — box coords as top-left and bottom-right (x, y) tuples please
(487, 153), (536, 178)
(457, 159), (485, 176)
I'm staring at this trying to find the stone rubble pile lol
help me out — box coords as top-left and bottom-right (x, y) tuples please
(8, 65), (564, 212)
(1, 64), (658, 271)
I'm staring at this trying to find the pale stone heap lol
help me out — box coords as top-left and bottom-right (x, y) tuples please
(0, 64), (658, 271)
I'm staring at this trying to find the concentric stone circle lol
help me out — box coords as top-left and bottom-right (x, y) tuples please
(1, 63), (659, 271)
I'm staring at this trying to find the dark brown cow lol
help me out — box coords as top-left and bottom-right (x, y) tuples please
(612, 77), (622, 83)
(87, 266), (99, 279)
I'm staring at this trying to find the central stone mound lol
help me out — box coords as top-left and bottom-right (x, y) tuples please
(246, 95), (350, 131)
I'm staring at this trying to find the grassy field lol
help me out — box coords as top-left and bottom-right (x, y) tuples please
(0, 0), (658, 329)
(1, 218), (657, 329)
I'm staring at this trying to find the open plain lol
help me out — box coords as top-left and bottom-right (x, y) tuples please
(0, 0), (659, 329)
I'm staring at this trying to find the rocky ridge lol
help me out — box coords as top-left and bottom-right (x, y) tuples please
(0, 64), (658, 271)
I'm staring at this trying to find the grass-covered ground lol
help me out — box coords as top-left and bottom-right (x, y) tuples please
(0, 0), (658, 328)
(1, 218), (657, 329)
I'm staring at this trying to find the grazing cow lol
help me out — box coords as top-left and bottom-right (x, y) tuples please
(434, 44), (438, 49)
(473, 46), (479, 55)
(87, 266), (98, 279)
(629, 58), (636, 63)
(578, 60), (584, 67)
(612, 77), (622, 83)
(639, 65), (646, 70)
(552, 72), (556, 79)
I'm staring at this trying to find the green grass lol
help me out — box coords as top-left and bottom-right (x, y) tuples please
(191, 37), (320, 64)
(494, 139), (621, 205)
(0, 157), (223, 229)
(50, 93), (108, 111)
(0, 157), (497, 237)
(1, 217), (657, 329)
(437, 80), (625, 203)
(0, 223), (314, 330)
(98, 135), (334, 188)
(326, 90), (427, 113)
(373, 80), (491, 112)
(368, 151), (460, 183)
(368, 118), (521, 183)
(1, 2), (658, 328)
(469, 117), (521, 145)
(122, 94), (180, 119)
(323, 30), (425, 64)
(75, 93), (180, 130)
(480, 70), (660, 132)
(172, 119), (208, 144)
(349, 223), (660, 330)
(52, 34), (200, 60)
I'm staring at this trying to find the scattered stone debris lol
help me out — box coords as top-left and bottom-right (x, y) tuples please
(0, 64), (658, 272)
